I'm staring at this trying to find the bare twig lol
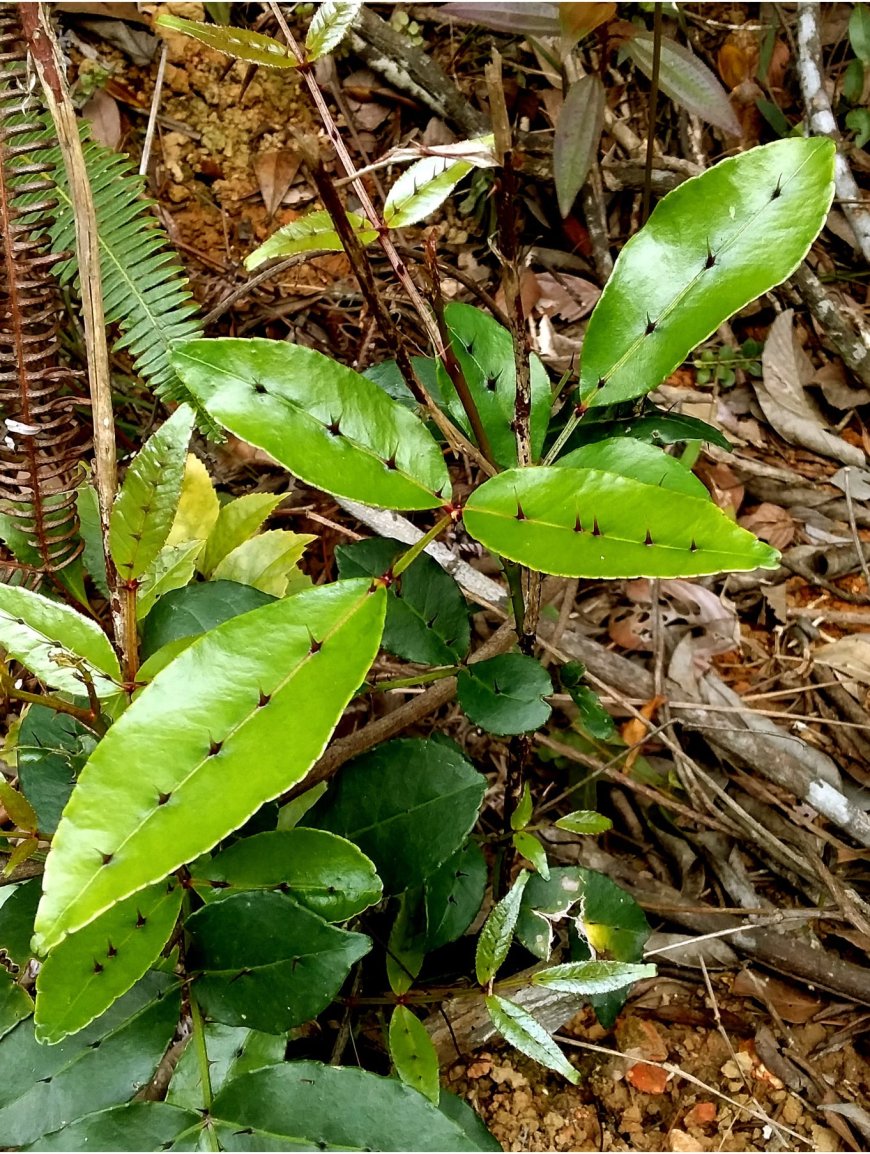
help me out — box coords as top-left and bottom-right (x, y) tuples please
(139, 41), (167, 178)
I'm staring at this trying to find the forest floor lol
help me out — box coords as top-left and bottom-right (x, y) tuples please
(51, 2), (870, 1150)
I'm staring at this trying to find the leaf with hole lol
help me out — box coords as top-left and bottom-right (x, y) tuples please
(186, 891), (370, 1033)
(34, 882), (182, 1044)
(579, 138), (835, 407)
(436, 303), (552, 468)
(532, 959), (655, 995)
(309, 738), (486, 895)
(173, 338), (451, 510)
(475, 870), (529, 986)
(193, 828), (382, 922)
(305, 0), (363, 59)
(424, 840), (487, 951)
(0, 585), (121, 698)
(555, 810), (613, 835)
(554, 74), (605, 217)
(389, 1005), (440, 1104)
(109, 405), (194, 582)
(336, 537), (470, 664)
(33, 579), (386, 954)
(625, 32), (741, 135)
(484, 994), (578, 1084)
(201, 492), (283, 576)
(156, 15), (297, 67)
(0, 878), (40, 970)
(167, 1023), (285, 1111)
(245, 209), (377, 270)
(463, 466), (778, 578)
(0, 973), (179, 1148)
(211, 529), (313, 597)
(458, 653), (553, 735)
(384, 139), (494, 229)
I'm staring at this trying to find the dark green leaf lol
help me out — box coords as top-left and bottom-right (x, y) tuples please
(554, 74), (605, 217)
(167, 1024), (286, 1111)
(337, 537), (470, 663)
(565, 684), (615, 741)
(475, 870), (529, 985)
(458, 653), (552, 735)
(532, 959), (655, 995)
(0, 878), (41, 969)
(387, 888), (427, 995)
(23, 1102), (199, 1152)
(424, 840), (487, 951)
(173, 338), (451, 510)
(186, 891), (371, 1033)
(140, 579), (274, 661)
(0, 968), (32, 1041)
(850, 3), (870, 64)
(0, 973), (180, 1148)
(389, 1005), (440, 1103)
(555, 407), (732, 454)
(580, 139), (835, 406)
(194, 828), (382, 922)
(364, 356), (441, 411)
(309, 738), (486, 894)
(484, 994), (578, 1083)
(437, 1091), (502, 1151)
(76, 485), (110, 600)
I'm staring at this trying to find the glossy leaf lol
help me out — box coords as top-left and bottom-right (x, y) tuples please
(458, 653), (552, 735)
(337, 536), (470, 664)
(186, 891), (371, 1032)
(580, 139), (835, 407)
(567, 684), (615, 740)
(173, 338), (450, 510)
(510, 783), (533, 832)
(389, 1005), (440, 1104)
(0, 973), (179, 1148)
(555, 810), (613, 835)
(245, 209), (377, 270)
(140, 579), (273, 661)
(34, 882), (182, 1044)
(310, 738), (486, 894)
(557, 407), (732, 453)
(0, 968), (32, 1040)
(212, 529), (313, 597)
(557, 437), (707, 496)
(463, 465), (779, 578)
(109, 406), (194, 581)
(554, 74), (605, 217)
(423, 840), (487, 951)
(387, 888), (427, 995)
(201, 492), (283, 576)
(512, 832), (550, 879)
(626, 32), (741, 135)
(0, 585), (121, 698)
(210, 1060), (494, 1150)
(475, 870), (529, 986)
(167, 1024), (285, 1111)
(384, 142), (492, 229)
(533, 959), (655, 995)
(484, 994), (578, 1084)
(305, 0), (362, 60)
(0, 878), (40, 968)
(166, 454), (220, 548)
(33, 579), (386, 953)
(436, 303), (551, 467)
(135, 541), (201, 621)
(23, 1102), (199, 1152)
(193, 828), (382, 922)
(156, 15), (296, 67)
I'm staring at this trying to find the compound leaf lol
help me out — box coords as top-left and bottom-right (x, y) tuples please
(389, 1005), (440, 1104)
(33, 579), (386, 953)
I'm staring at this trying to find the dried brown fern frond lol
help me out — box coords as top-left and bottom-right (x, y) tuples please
(0, 4), (88, 578)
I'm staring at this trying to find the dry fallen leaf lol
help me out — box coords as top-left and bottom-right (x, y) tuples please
(253, 150), (302, 220)
(738, 502), (795, 550)
(82, 87), (122, 150)
(731, 970), (822, 1024)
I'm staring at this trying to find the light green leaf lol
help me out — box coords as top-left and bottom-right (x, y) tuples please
(245, 209), (377, 271)
(166, 455), (220, 548)
(580, 138), (835, 406)
(135, 540), (201, 621)
(463, 466), (779, 578)
(555, 810), (613, 835)
(193, 828), (382, 922)
(556, 438), (708, 497)
(201, 492), (283, 576)
(167, 1024), (285, 1111)
(33, 579), (386, 953)
(475, 870), (529, 986)
(0, 585), (121, 698)
(510, 783), (533, 831)
(458, 653), (552, 735)
(389, 1005), (440, 1104)
(211, 529), (314, 597)
(109, 406), (194, 581)
(484, 994), (578, 1084)
(626, 32), (741, 135)
(305, 0), (363, 60)
(512, 831), (549, 880)
(173, 338), (451, 510)
(384, 140), (494, 229)
(34, 882), (182, 1044)
(532, 959), (655, 995)
(156, 14), (297, 67)
(554, 74), (605, 217)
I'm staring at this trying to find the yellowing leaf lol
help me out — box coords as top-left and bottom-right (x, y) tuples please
(212, 531), (314, 597)
(166, 455), (220, 547)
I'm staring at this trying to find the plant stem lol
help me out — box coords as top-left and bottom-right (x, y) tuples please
(390, 512), (453, 578)
(368, 666), (459, 693)
(641, 2), (662, 226)
(189, 990), (219, 1152)
(1, 679), (106, 735)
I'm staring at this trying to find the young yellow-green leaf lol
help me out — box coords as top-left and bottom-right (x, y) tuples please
(166, 454), (220, 548)
(201, 492), (283, 576)
(475, 870), (529, 986)
(510, 783), (533, 831)
(580, 138), (835, 407)
(511, 832), (549, 880)
(109, 405), (195, 581)
(305, 0), (363, 61)
(0, 585), (121, 698)
(531, 959), (655, 996)
(136, 540), (201, 621)
(554, 810), (613, 836)
(484, 994), (579, 1084)
(0, 780), (37, 834)
(245, 209), (377, 271)
(389, 1005), (440, 1104)
(32, 579), (387, 954)
(385, 153), (475, 230)
(172, 338), (451, 510)
(211, 530), (314, 597)
(463, 466), (779, 578)
(34, 882), (182, 1044)
(156, 14), (297, 67)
